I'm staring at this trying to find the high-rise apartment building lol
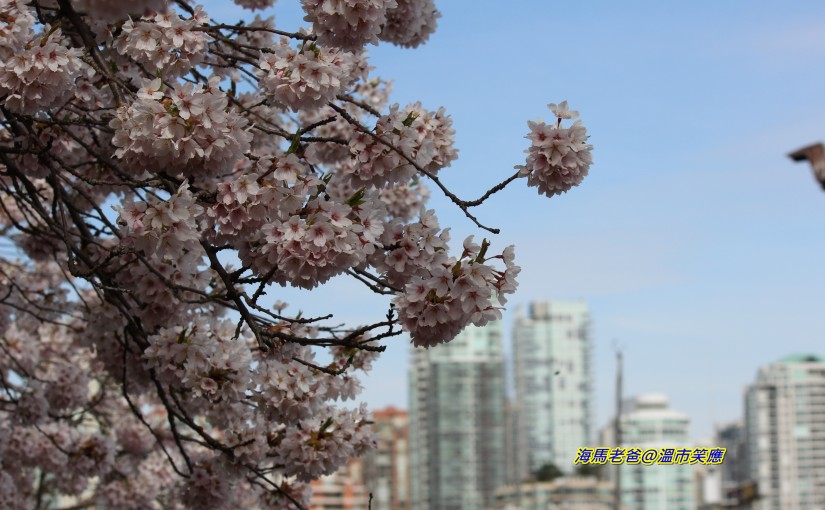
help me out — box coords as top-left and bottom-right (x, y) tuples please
(601, 393), (695, 510)
(408, 321), (506, 510)
(512, 300), (592, 480)
(744, 354), (825, 510)
(362, 406), (410, 510)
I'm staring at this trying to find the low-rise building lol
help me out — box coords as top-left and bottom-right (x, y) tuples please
(493, 476), (614, 510)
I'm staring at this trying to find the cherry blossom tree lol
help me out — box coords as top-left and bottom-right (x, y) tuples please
(0, 0), (592, 508)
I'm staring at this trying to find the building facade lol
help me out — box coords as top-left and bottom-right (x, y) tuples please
(512, 300), (592, 480)
(716, 421), (747, 497)
(409, 321), (506, 510)
(696, 424), (749, 510)
(602, 393), (695, 510)
(493, 476), (615, 510)
(362, 406), (410, 510)
(310, 459), (369, 510)
(744, 354), (825, 510)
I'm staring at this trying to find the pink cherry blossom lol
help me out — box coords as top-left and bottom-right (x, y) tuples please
(0, 1), (591, 506)
(302, 0), (398, 50)
(517, 101), (593, 198)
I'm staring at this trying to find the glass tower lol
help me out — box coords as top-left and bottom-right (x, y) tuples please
(744, 354), (825, 510)
(511, 300), (592, 480)
(408, 321), (506, 510)
(601, 394), (695, 510)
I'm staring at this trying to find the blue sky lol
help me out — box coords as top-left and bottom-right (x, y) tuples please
(202, 1), (825, 442)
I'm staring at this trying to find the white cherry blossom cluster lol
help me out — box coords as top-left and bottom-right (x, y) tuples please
(371, 208), (449, 288)
(118, 181), (204, 259)
(353, 74), (393, 110)
(0, 1), (35, 61)
(0, 27), (84, 114)
(302, 0), (398, 50)
(0, 0), (596, 505)
(330, 341), (381, 372)
(42, 364), (90, 413)
(209, 175), (276, 240)
(274, 404), (377, 481)
(0, 262), (69, 337)
(258, 37), (358, 111)
(301, 105), (361, 165)
(0, 178), (54, 257)
(380, 0), (441, 48)
(258, 480), (313, 509)
(77, 299), (140, 383)
(101, 247), (209, 334)
(394, 236), (520, 347)
(379, 179), (431, 221)
(260, 191), (385, 289)
(114, 414), (156, 456)
(1, 320), (124, 500)
(3, 422), (117, 496)
(236, 14), (277, 49)
(398, 102), (458, 173)
(96, 452), (178, 509)
(120, 312), (379, 496)
(72, 234), (211, 334)
(114, 7), (210, 77)
(0, 470), (25, 510)
(206, 158), (388, 289)
(252, 341), (367, 420)
(300, 72), (393, 166)
(206, 157), (313, 239)
(347, 102), (457, 187)
(68, 434), (117, 479)
(119, 251), (214, 331)
(111, 78), (252, 179)
(144, 318), (253, 402)
(14, 382), (49, 425)
(254, 355), (333, 423)
(517, 101), (593, 198)
(233, 92), (289, 151)
(0, 293), (54, 377)
(183, 455), (237, 509)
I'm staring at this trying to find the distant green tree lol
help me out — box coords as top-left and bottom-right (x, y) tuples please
(534, 463), (564, 482)
(575, 463), (603, 479)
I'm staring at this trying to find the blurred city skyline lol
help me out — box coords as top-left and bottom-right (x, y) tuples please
(201, 0), (825, 443)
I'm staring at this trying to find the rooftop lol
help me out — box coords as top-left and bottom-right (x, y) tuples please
(779, 353), (825, 363)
